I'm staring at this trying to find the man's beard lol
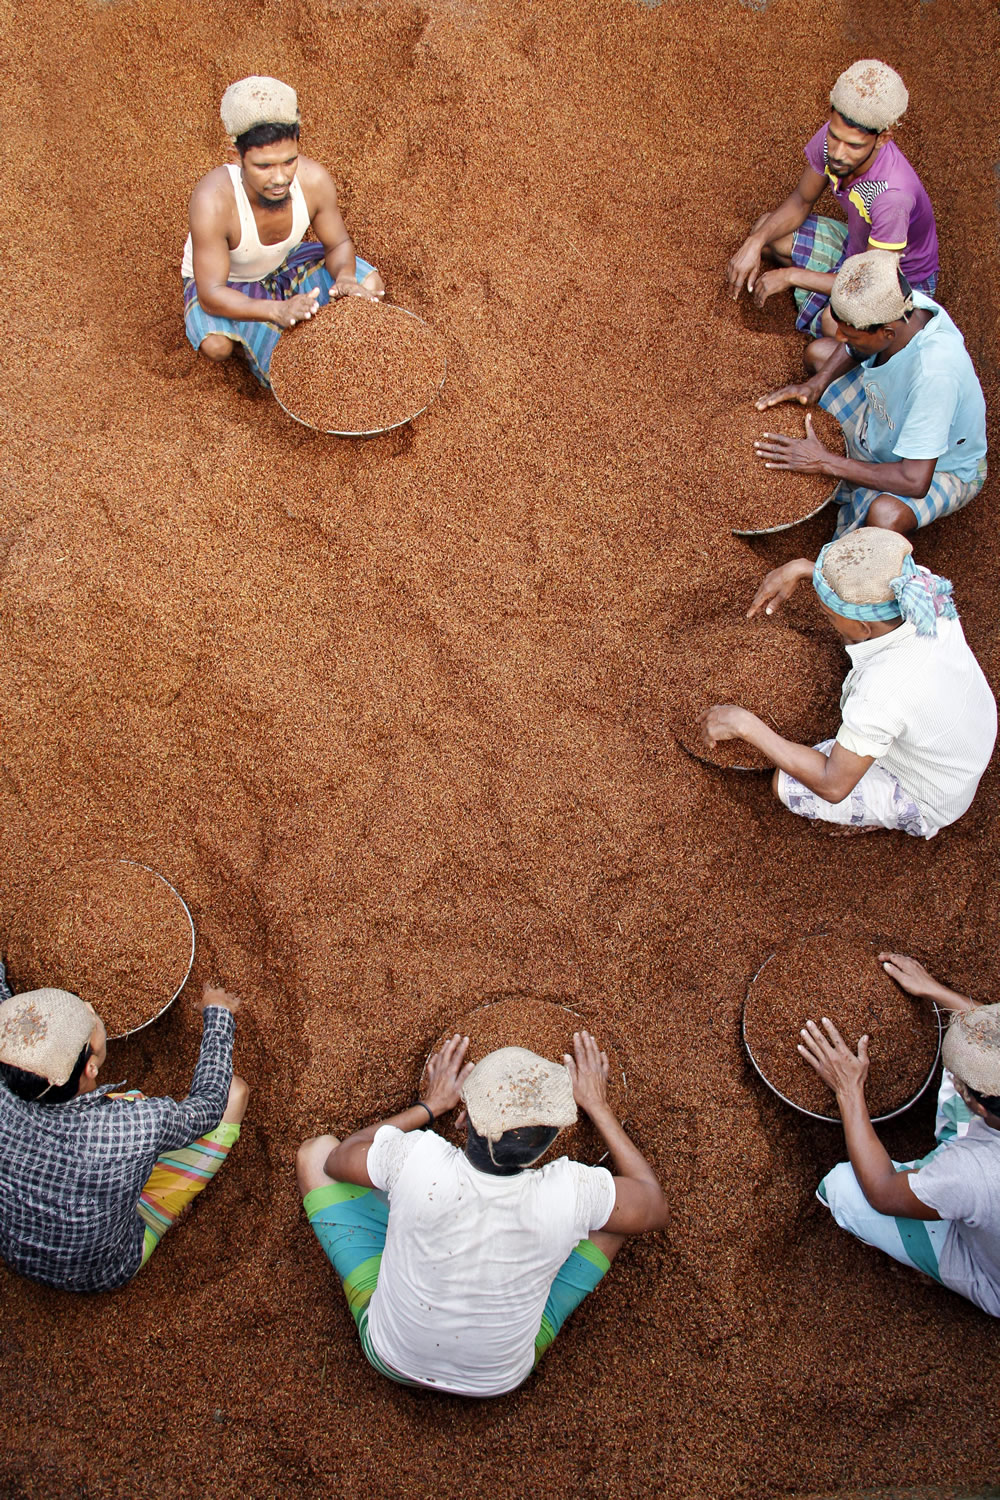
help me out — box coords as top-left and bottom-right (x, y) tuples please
(258, 189), (291, 210)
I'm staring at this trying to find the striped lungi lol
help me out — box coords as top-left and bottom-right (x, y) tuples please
(819, 364), (987, 536)
(182, 241), (377, 385)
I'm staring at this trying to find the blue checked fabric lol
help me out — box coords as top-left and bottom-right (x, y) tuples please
(819, 366), (988, 536)
(0, 1007), (234, 1291)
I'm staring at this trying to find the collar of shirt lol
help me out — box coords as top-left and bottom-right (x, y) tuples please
(845, 619), (915, 667)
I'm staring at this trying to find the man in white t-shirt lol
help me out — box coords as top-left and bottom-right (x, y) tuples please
(798, 953), (1000, 1318)
(700, 529), (996, 837)
(295, 1031), (667, 1397)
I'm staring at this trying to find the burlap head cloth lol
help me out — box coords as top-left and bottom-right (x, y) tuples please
(220, 77), (300, 143)
(830, 250), (914, 329)
(942, 1006), (1000, 1098)
(461, 1046), (578, 1143)
(0, 989), (96, 1087)
(830, 59), (909, 133)
(820, 530), (913, 605)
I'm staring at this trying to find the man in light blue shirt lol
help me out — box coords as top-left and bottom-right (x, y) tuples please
(752, 250), (987, 536)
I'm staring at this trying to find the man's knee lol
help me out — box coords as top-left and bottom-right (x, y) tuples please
(805, 336), (837, 372)
(771, 766), (783, 800)
(865, 494), (918, 535)
(296, 1133), (341, 1195)
(223, 1074), (250, 1123)
(199, 333), (235, 363)
(818, 1160), (865, 1224)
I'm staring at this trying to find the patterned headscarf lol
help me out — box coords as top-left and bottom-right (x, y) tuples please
(813, 540), (958, 638)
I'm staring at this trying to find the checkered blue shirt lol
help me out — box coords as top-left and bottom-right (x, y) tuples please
(0, 1006), (235, 1292)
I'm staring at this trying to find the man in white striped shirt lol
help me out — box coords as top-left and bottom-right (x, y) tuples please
(699, 530), (996, 836)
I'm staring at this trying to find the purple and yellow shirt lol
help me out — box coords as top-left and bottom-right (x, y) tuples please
(804, 123), (939, 285)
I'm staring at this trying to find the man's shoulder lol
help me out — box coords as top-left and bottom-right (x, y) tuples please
(189, 165), (237, 225)
(295, 156), (336, 208)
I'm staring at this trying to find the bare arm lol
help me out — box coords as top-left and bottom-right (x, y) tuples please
(726, 166), (828, 298)
(799, 1019), (940, 1219)
(564, 1032), (667, 1234)
(878, 953), (979, 1015)
(756, 344), (859, 411)
(755, 415), (939, 500)
(323, 1035), (474, 1187)
(699, 707), (874, 801)
(301, 160), (370, 296)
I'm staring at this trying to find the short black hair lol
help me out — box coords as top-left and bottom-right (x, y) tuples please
(466, 1121), (560, 1175)
(964, 1082), (1000, 1117)
(235, 121), (301, 156)
(835, 111), (879, 137)
(0, 1043), (91, 1103)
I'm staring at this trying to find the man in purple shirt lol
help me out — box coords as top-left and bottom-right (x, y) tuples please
(726, 60), (938, 359)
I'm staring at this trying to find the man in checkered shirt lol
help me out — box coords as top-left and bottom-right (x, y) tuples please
(0, 975), (247, 1292)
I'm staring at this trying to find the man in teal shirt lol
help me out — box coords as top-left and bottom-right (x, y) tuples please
(753, 249), (987, 536)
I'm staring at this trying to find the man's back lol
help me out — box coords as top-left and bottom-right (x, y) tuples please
(365, 1126), (616, 1396)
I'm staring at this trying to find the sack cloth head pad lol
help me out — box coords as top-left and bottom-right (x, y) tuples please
(942, 1005), (1000, 1098)
(461, 1046), (578, 1142)
(831, 250), (913, 328)
(830, 59), (909, 132)
(221, 77), (300, 142)
(0, 989), (96, 1086)
(820, 529), (913, 605)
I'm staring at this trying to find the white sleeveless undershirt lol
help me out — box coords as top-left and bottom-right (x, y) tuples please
(181, 164), (311, 282)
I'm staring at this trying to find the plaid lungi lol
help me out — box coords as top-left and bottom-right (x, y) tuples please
(819, 364), (987, 536)
(182, 241), (377, 386)
(790, 213), (937, 338)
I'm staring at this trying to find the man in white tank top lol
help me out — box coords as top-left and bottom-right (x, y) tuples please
(182, 76), (384, 385)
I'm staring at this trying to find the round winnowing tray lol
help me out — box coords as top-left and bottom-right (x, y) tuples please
(742, 935), (943, 1124)
(270, 301), (447, 437)
(732, 492), (835, 538)
(7, 859), (195, 1041)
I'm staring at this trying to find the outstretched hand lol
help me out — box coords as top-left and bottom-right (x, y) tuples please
(198, 982), (241, 1015)
(754, 413), (832, 474)
(751, 267), (790, 309)
(422, 1034), (474, 1117)
(697, 704), (750, 748)
(726, 239), (763, 300)
(564, 1030), (611, 1118)
(797, 1017), (869, 1096)
(747, 558), (813, 618)
(755, 382), (819, 412)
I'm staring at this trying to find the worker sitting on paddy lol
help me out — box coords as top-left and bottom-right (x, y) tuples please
(0, 975), (247, 1292)
(753, 250), (987, 537)
(296, 1031), (667, 1397)
(800, 952), (1000, 1319)
(699, 528), (997, 838)
(182, 75), (383, 385)
(726, 59), (938, 350)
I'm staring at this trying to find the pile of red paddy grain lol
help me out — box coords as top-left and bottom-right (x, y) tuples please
(669, 617), (844, 768)
(424, 995), (624, 1163)
(2, 2), (999, 1498)
(6, 861), (193, 1038)
(270, 299), (446, 433)
(743, 931), (941, 1119)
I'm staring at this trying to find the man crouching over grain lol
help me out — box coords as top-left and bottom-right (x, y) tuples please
(699, 529), (996, 837)
(182, 75), (383, 385)
(801, 953), (1000, 1317)
(296, 1031), (667, 1396)
(0, 975), (247, 1291)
